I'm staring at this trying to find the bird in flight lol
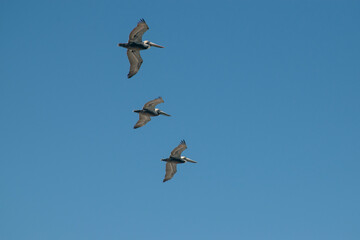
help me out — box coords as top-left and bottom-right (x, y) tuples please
(118, 19), (165, 78)
(133, 97), (170, 129)
(161, 140), (197, 182)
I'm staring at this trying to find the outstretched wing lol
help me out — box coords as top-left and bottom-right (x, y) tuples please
(129, 19), (149, 42)
(134, 113), (151, 129)
(170, 140), (187, 159)
(163, 162), (177, 182)
(127, 49), (143, 78)
(143, 97), (164, 111)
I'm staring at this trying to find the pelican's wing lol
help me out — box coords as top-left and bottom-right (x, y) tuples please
(170, 140), (187, 159)
(143, 97), (164, 111)
(127, 49), (143, 78)
(129, 19), (149, 42)
(163, 162), (177, 182)
(134, 113), (151, 129)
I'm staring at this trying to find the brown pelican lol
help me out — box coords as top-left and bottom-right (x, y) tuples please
(161, 140), (197, 182)
(133, 97), (170, 129)
(118, 19), (165, 78)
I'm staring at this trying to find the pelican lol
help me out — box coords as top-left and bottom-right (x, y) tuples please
(118, 19), (165, 78)
(161, 140), (197, 182)
(133, 97), (170, 129)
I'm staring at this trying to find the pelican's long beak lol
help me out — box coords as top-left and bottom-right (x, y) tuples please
(186, 158), (197, 163)
(149, 42), (165, 48)
(159, 111), (171, 116)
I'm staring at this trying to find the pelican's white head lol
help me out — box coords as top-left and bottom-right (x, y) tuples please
(181, 156), (197, 163)
(143, 40), (165, 48)
(156, 108), (171, 116)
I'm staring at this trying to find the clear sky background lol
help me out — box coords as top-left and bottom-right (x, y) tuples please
(1, 0), (359, 239)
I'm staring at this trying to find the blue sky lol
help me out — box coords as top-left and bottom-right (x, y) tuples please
(1, 0), (360, 239)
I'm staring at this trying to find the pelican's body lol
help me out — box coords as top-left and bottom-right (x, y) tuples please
(133, 97), (170, 129)
(118, 41), (151, 50)
(118, 19), (164, 78)
(161, 140), (197, 182)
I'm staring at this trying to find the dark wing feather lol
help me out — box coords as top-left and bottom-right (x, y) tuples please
(170, 140), (187, 159)
(129, 19), (149, 42)
(134, 113), (151, 129)
(143, 97), (164, 111)
(163, 162), (177, 182)
(127, 49), (143, 78)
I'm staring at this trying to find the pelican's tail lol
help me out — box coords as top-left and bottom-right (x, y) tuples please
(118, 43), (128, 48)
